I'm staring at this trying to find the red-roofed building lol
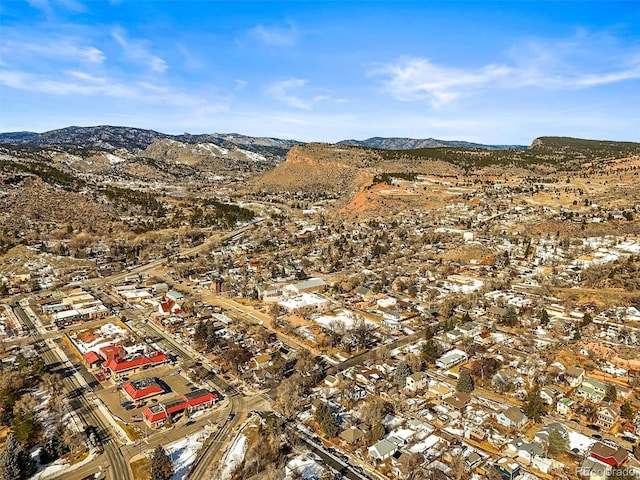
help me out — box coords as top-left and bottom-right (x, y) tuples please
(185, 390), (218, 411)
(589, 442), (629, 468)
(142, 406), (167, 428)
(141, 389), (219, 429)
(84, 351), (102, 369)
(102, 352), (171, 380)
(123, 378), (165, 402)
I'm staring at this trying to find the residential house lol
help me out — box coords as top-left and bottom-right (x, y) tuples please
(465, 451), (484, 470)
(495, 406), (528, 429)
(445, 329), (464, 343)
(596, 405), (619, 430)
(325, 375), (340, 388)
(381, 310), (403, 330)
(368, 438), (397, 462)
(565, 366), (586, 388)
(444, 391), (471, 411)
(540, 386), (561, 405)
(578, 457), (611, 480)
(534, 423), (568, 448)
(435, 349), (468, 369)
(494, 457), (522, 480)
(556, 397), (575, 416)
(588, 442), (628, 468)
(487, 306), (508, 321)
(428, 382), (455, 401)
(507, 439), (544, 466)
(588, 442), (629, 468)
(83, 350), (102, 369)
(458, 321), (481, 338)
(251, 354), (272, 370)
(340, 426), (366, 445)
(576, 378), (607, 403)
(405, 372), (429, 393)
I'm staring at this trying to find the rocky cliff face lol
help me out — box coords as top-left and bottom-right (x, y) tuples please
(255, 143), (381, 193)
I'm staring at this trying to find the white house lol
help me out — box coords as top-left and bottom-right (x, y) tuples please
(405, 372), (429, 393)
(435, 349), (468, 369)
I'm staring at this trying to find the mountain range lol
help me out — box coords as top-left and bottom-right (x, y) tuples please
(0, 125), (526, 153)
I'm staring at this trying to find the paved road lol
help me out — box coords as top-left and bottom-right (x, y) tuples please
(186, 396), (243, 480)
(36, 341), (132, 480)
(16, 305), (130, 480)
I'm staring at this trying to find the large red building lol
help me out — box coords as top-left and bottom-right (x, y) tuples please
(102, 351), (171, 380)
(123, 378), (165, 402)
(142, 389), (219, 428)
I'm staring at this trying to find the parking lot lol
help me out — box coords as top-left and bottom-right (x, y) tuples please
(99, 364), (210, 423)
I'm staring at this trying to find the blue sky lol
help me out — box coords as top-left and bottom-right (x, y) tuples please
(1, 1), (639, 144)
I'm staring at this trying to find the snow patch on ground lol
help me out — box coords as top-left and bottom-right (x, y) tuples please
(32, 457), (70, 480)
(239, 149), (266, 162)
(192, 143), (229, 156)
(165, 430), (210, 480)
(284, 454), (324, 479)
(568, 430), (596, 453)
(106, 153), (126, 164)
(218, 434), (248, 480)
(313, 309), (375, 331)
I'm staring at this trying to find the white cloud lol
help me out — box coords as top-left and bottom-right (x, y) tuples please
(371, 57), (518, 106)
(0, 68), (224, 109)
(1, 38), (105, 64)
(372, 53), (640, 107)
(266, 78), (329, 109)
(111, 28), (168, 73)
(248, 23), (297, 47)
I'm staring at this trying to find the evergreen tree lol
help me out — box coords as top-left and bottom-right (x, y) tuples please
(314, 403), (340, 438)
(394, 362), (411, 387)
(547, 427), (569, 455)
(523, 385), (545, 423)
(502, 306), (518, 327)
(0, 432), (35, 480)
(0, 434), (22, 480)
(421, 338), (441, 365)
(621, 401), (635, 420)
(605, 384), (618, 403)
(582, 312), (593, 326)
(150, 445), (174, 480)
(456, 369), (474, 393)
(539, 309), (549, 327)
